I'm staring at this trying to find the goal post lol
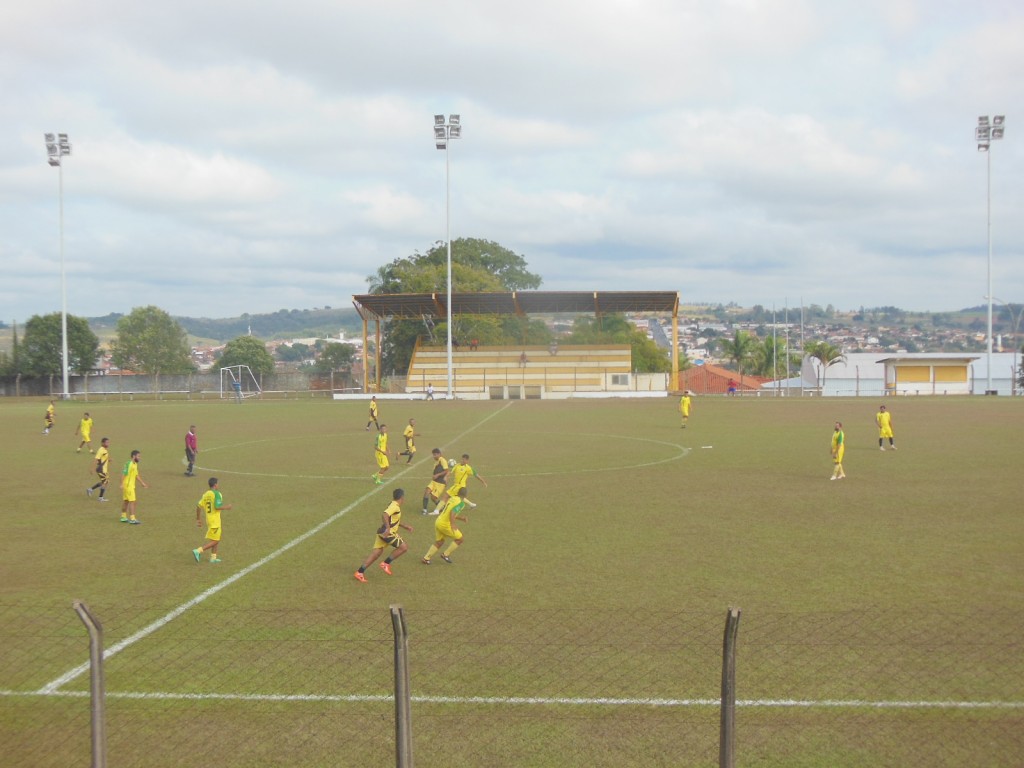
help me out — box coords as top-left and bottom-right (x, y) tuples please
(219, 365), (262, 401)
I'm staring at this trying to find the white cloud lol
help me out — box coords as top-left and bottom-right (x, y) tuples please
(1, 0), (1022, 323)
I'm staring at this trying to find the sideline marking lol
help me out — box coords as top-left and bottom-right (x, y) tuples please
(38, 402), (515, 694)
(6, 688), (1022, 710)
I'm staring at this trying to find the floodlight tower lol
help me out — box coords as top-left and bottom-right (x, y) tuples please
(434, 114), (461, 398)
(976, 115), (1005, 394)
(44, 132), (72, 400)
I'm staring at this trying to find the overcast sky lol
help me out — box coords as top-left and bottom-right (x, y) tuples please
(2, 0), (1022, 324)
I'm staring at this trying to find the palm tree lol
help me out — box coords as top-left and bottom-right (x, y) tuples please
(750, 336), (798, 378)
(803, 341), (846, 392)
(719, 330), (758, 381)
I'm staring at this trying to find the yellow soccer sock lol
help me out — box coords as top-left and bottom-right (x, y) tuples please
(424, 544), (439, 560)
(443, 543), (459, 557)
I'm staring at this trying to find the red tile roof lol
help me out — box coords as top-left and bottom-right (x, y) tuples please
(676, 362), (770, 395)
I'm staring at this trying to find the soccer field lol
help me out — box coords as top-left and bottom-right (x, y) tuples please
(1, 395), (1021, 766)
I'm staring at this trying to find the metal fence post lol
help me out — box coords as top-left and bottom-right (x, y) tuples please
(73, 600), (106, 768)
(719, 606), (741, 768)
(390, 604), (413, 768)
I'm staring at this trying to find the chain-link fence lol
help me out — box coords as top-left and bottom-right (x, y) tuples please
(0, 371), (361, 399)
(1, 601), (1020, 767)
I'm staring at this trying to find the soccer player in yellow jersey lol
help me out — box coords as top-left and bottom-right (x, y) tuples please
(830, 422), (846, 480)
(422, 487), (469, 564)
(679, 391), (692, 428)
(372, 425), (390, 484)
(43, 400), (55, 435)
(432, 453), (487, 515)
(75, 412), (94, 452)
(876, 405), (896, 451)
(365, 396), (380, 431)
(87, 437), (111, 501)
(396, 418), (419, 464)
(193, 477), (233, 564)
(355, 488), (413, 582)
(120, 449), (149, 524)
(422, 448), (449, 514)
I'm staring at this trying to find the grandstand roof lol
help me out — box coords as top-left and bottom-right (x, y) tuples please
(352, 290), (679, 320)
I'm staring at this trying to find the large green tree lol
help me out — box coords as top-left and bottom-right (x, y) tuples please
(20, 312), (100, 376)
(315, 342), (356, 373)
(110, 306), (194, 388)
(1016, 346), (1024, 394)
(0, 322), (20, 375)
(218, 335), (276, 376)
(366, 238), (543, 374)
(277, 342), (312, 363)
(719, 330), (758, 379)
(564, 314), (671, 373)
(750, 336), (801, 378)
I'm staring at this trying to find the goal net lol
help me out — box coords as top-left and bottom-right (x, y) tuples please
(219, 365), (262, 401)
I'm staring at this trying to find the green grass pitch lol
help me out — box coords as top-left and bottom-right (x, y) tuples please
(0, 395), (1021, 766)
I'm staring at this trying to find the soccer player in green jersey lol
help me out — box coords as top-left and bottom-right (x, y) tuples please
(432, 453), (486, 514)
(422, 487), (470, 564)
(193, 477), (233, 564)
(355, 488), (412, 582)
(87, 437), (111, 501)
(830, 422), (846, 480)
(120, 450), (149, 524)
(372, 425), (390, 484)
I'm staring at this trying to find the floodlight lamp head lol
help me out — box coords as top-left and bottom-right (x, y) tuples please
(448, 114), (460, 126)
(434, 115), (445, 126)
(993, 115), (1005, 126)
(976, 126), (991, 141)
(44, 133), (63, 165)
(435, 141), (447, 150)
(991, 126), (1004, 140)
(434, 125), (447, 140)
(448, 125), (461, 139)
(978, 143), (989, 153)
(978, 116), (990, 126)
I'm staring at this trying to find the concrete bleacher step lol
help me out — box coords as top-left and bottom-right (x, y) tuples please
(405, 344), (632, 396)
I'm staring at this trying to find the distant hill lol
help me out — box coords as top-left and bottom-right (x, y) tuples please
(0, 303), (1012, 356)
(86, 307), (364, 345)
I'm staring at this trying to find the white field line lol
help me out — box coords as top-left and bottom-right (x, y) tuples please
(5, 689), (1023, 710)
(197, 433), (690, 481)
(38, 402), (515, 695)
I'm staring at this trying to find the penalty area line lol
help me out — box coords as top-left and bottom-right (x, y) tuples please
(38, 402), (516, 695)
